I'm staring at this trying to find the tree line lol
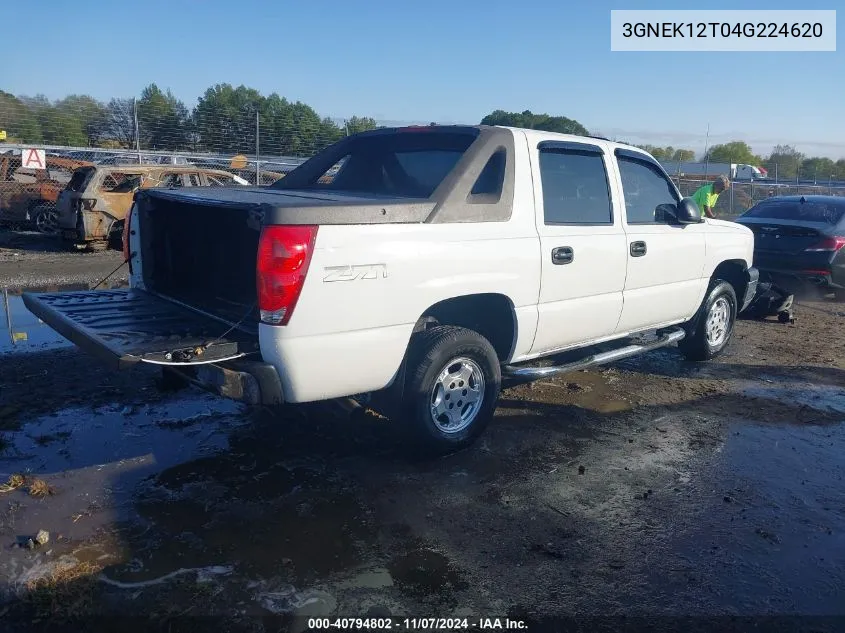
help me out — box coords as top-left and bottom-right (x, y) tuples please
(2, 94), (843, 180)
(0, 84), (379, 157)
(481, 110), (845, 181)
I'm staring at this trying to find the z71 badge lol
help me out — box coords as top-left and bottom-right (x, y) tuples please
(322, 264), (388, 282)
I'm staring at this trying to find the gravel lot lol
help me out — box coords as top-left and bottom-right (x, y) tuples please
(2, 233), (845, 632)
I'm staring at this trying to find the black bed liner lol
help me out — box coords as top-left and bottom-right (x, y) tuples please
(22, 288), (260, 369)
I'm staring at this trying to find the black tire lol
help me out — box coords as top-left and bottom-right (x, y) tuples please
(399, 325), (501, 454)
(679, 279), (738, 362)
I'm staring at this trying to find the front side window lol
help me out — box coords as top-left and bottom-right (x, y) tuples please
(617, 155), (680, 224)
(539, 147), (612, 225)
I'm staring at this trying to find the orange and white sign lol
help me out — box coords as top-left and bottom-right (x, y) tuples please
(21, 148), (46, 169)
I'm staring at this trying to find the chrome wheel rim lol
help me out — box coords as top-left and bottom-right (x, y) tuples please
(705, 296), (731, 347)
(429, 357), (485, 434)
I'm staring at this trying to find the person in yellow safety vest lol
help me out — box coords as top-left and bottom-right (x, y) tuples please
(691, 175), (730, 219)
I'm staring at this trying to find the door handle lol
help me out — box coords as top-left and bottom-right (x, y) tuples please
(630, 241), (647, 257)
(551, 246), (574, 265)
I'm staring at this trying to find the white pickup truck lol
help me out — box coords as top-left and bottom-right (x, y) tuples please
(23, 125), (758, 453)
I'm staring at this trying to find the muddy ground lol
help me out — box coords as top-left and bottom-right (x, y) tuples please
(0, 231), (127, 290)
(2, 234), (845, 632)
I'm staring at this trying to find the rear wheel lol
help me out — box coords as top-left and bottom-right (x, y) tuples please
(680, 279), (738, 362)
(400, 325), (501, 454)
(33, 207), (59, 235)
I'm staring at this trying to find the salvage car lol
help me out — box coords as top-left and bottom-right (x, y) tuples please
(55, 165), (248, 250)
(0, 153), (93, 233)
(735, 195), (845, 299)
(23, 125), (758, 453)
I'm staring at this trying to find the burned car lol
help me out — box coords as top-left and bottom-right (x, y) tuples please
(0, 153), (93, 233)
(56, 165), (248, 250)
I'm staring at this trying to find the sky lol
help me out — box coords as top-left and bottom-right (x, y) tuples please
(3, 0), (843, 159)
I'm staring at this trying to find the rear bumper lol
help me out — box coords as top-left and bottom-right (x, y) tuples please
(167, 360), (285, 406)
(755, 266), (843, 290)
(740, 266), (759, 312)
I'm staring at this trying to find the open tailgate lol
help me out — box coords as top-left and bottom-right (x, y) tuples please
(21, 288), (260, 369)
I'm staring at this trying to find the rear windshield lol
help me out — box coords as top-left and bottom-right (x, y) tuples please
(272, 130), (479, 198)
(742, 200), (845, 225)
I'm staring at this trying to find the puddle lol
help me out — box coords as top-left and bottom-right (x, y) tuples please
(0, 393), (247, 592)
(103, 435), (374, 586)
(1, 290), (68, 354)
(650, 416), (845, 615)
(742, 382), (845, 417)
(388, 547), (468, 599)
(1, 281), (128, 356)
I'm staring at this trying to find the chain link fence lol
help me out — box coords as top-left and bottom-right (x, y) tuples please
(0, 88), (408, 233)
(0, 142), (315, 234)
(3, 88), (844, 233)
(673, 177), (845, 220)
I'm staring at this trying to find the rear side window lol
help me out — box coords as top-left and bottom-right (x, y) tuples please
(742, 200), (845, 225)
(470, 150), (506, 198)
(100, 172), (144, 193)
(207, 174), (236, 186)
(539, 147), (612, 225)
(616, 155), (680, 224)
(159, 173), (183, 187)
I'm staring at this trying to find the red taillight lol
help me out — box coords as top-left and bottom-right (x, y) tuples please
(804, 236), (845, 252)
(256, 225), (318, 325)
(801, 269), (831, 275)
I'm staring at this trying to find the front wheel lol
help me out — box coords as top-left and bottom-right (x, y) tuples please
(679, 279), (738, 362)
(400, 325), (501, 454)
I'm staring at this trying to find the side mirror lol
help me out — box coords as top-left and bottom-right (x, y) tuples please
(675, 198), (703, 224)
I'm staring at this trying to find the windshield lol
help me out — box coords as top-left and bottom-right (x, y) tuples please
(741, 199), (845, 225)
(271, 129), (479, 198)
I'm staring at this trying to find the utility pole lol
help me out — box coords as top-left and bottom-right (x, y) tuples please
(703, 123), (710, 179)
(133, 98), (142, 164)
(255, 110), (260, 184)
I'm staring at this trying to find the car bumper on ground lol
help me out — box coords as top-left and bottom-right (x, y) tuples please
(740, 266), (760, 312)
(756, 267), (843, 291)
